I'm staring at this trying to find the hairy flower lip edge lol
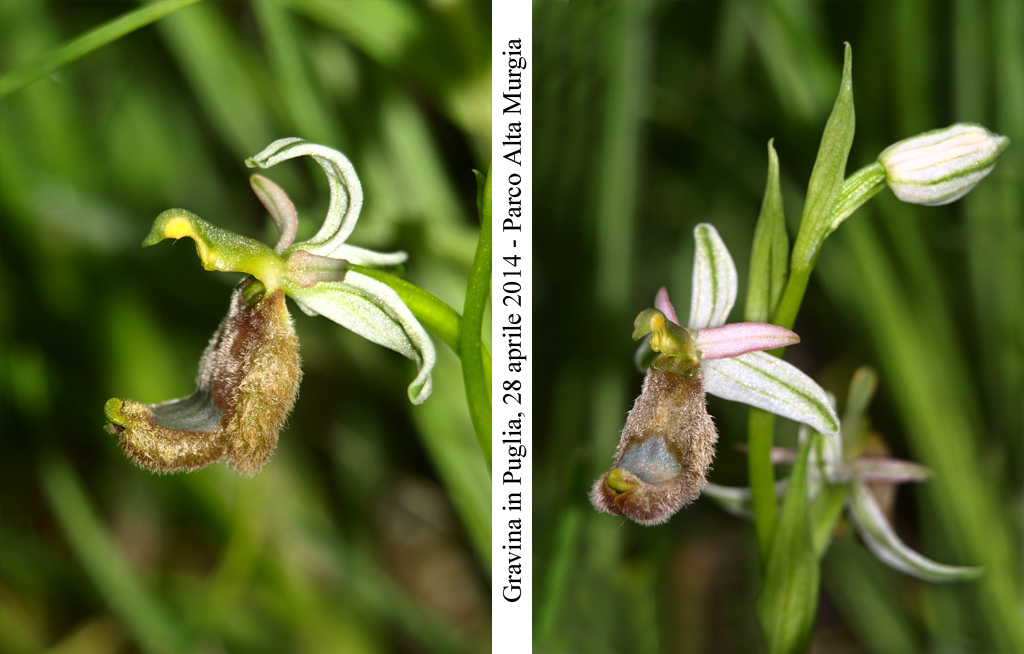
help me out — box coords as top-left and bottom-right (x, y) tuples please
(103, 281), (301, 476)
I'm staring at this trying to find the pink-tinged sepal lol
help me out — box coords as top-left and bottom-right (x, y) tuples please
(249, 174), (298, 253)
(654, 286), (680, 324)
(695, 322), (800, 360)
(285, 250), (349, 288)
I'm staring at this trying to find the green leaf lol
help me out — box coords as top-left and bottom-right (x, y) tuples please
(791, 43), (856, 270)
(0, 0), (203, 98)
(757, 435), (820, 654)
(745, 139), (789, 323)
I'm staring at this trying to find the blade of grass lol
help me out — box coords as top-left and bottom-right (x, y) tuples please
(823, 536), (920, 653)
(411, 347), (491, 572)
(154, 1), (272, 154)
(252, 0), (341, 146)
(40, 457), (187, 653)
(0, 0), (203, 98)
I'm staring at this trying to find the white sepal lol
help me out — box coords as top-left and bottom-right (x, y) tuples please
(702, 351), (840, 435)
(688, 223), (738, 329)
(848, 484), (982, 582)
(285, 270), (435, 404)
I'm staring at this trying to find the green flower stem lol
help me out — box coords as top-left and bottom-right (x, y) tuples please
(0, 0), (204, 98)
(352, 265), (492, 465)
(770, 263), (813, 332)
(748, 407), (778, 561)
(460, 169), (492, 468)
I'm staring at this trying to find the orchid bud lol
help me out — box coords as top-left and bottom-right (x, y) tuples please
(590, 367), (718, 525)
(878, 123), (1009, 206)
(104, 279), (301, 476)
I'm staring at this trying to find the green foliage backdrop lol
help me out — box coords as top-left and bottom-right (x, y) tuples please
(534, 2), (1022, 652)
(0, 1), (490, 652)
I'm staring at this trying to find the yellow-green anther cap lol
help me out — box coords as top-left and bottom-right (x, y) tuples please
(145, 209), (285, 290)
(878, 123), (1009, 206)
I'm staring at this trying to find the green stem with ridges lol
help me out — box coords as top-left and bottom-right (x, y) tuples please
(460, 168), (492, 468)
(748, 407), (778, 562)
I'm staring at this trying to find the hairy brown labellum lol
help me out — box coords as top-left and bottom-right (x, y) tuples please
(105, 279), (301, 476)
(590, 367), (718, 525)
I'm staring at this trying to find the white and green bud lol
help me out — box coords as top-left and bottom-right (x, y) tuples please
(878, 123), (1009, 206)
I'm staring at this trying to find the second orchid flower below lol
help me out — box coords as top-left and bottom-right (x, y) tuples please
(591, 224), (839, 525)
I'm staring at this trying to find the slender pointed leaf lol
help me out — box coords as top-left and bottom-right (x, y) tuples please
(791, 43), (856, 269)
(745, 139), (789, 322)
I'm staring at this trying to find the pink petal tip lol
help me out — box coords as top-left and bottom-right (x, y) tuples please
(695, 322), (799, 360)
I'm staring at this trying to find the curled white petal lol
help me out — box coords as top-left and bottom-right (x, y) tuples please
(695, 322), (799, 360)
(849, 483), (982, 582)
(688, 223), (737, 330)
(702, 351), (839, 435)
(330, 244), (408, 267)
(285, 271), (435, 404)
(246, 138), (364, 257)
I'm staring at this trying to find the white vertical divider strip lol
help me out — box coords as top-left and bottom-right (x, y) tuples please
(492, 1), (532, 650)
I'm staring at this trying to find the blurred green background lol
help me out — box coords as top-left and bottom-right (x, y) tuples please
(535, 1), (1022, 652)
(0, 1), (490, 652)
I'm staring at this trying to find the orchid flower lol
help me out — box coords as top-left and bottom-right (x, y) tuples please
(707, 368), (981, 582)
(591, 223), (839, 525)
(104, 138), (435, 476)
